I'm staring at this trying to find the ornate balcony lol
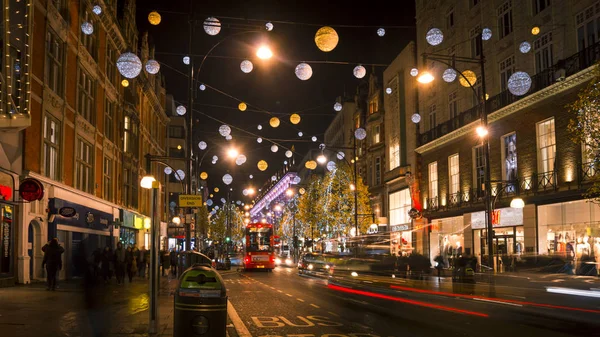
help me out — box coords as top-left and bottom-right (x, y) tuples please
(0, 112), (31, 131)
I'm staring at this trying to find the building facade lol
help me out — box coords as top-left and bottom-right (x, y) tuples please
(364, 74), (386, 224)
(415, 0), (600, 270)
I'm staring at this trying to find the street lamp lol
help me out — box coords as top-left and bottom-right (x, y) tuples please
(416, 70), (434, 84)
(256, 45), (273, 60)
(227, 147), (239, 159)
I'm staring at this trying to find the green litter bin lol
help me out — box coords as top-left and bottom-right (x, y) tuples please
(174, 265), (227, 337)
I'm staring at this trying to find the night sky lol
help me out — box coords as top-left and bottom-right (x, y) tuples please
(135, 0), (416, 206)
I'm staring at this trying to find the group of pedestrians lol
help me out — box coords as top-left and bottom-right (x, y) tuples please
(96, 242), (150, 285)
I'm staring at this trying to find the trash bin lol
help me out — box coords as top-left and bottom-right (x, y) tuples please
(174, 265), (227, 337)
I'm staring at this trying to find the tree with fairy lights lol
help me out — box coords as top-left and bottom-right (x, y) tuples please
(296, 174), (324, 243)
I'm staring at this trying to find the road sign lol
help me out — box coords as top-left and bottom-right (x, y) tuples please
(179, 194), (203, 207)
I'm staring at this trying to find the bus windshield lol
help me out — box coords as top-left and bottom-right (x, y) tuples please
(246, 226), (273, 252)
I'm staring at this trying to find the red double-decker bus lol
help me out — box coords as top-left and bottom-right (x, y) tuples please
(243, 222), (275, 271)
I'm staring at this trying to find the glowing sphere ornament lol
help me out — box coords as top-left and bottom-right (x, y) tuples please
(327, 161), (337, 172)
(204, 17), (221, 36)
(311, 136), (317, 142)
(426, 28), (444, 46)
(235, 155), (247, 166)
(176, 105), (186, 116)
(353, 65), (366, 79)
(92, 5), (102, 15)
(257, 160), (268, 171)
(117, 52), (142, 79)
(285, 150), (293, 158)
(238, 102), (247, 111)
(222, 174), (233, 185)
(225, 135), (232, 141)
(271, 175), (277, 181)
(386, 87), (392, 94)
(411, 113), (421, 124)
(243, 189), (248, 196)
(442, 68), (457, 83)
(290, 114), (301, 124)
(199, 84), (206, 91)
(354, 128), (367, 140)
(531, 26), (540, 35)
(214, 187), (219, 192)
(257, 138), (262, 143)
(175, 170), (185, 181)
(305, 160), (317, 170)
(336, 151), (345, 160)
(240, 60), (253, 73)
(249, 175), (253, 179)
(519, 41), (531, 54)
(81, 22), (94, 35)
(298, 131), (303, 137)
(271, 145), (279, 153)
(481, 28), (492, 41)
(507, 71), (532, 96)
(121, 79), (129, 87)
(269, 117), (280, 128)
(334, 102), (343, 111)
(148, 11), (161, 25)
(377, 28), (386, 37)
(295, 63), (313, 80)
(200, 172), (208, 180)
(206, 199), (213, 206)
(198, 141), (207, 150)
(459, 70), (477, 87)
(219, 125), (231, 136)
(410, 68), (419, 77)
(145, 60), (160, 74)
(164, 167), (172, 175)
(315, 26), (339, 52)
(183, 56), (190, 65)
(266, 22), (274, 31)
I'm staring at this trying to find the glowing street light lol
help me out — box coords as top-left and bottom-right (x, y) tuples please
(140, 175), (156, 189)
(349, 183), (356, 191)
(172, 216), (181, 225)
(256, 45), (273, 60)
(274, 205), (282, 212)
(417, 71), (434, 84)
(316, 154), (327, 164)
(227, 147), (239, 159)
(286, 189), (294, 197)
(476, 126), (489, 138)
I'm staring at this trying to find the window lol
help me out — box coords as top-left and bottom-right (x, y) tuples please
(372, 124), (381, 144)
(123, 168), (130, 206)
(170, 147), (185, 158)
(497, 1), (513, 39)
(446, 8), (454, 29)
(77, 68), (95, 123)
(470, 0), (480, 8)
(429, 104), (437, 130)
(51, 0), (65, 13)
(124, 116), (139, 157)
(470, 25), (481, 58)
(124, 116), (129, 152)
(43, 114), (61, 181)
(583, 136), (598, 177)
(534, 32), (553, 73)
(369, 98), (378, 115)
(501, 133), (518, 181)
(105, 43), (117, 85)
(389, 143), (400, 170)
(76, 138), (93, 194)
(168, 125), (185, 139)
(576, 3), (600, 51)
(448, 91), (459, 120)
(448, 154), (460, 195)
(389, 189), (411, 226)
(537, 118), (556, 173)
(474, 145), (485, 193)
(500, 55), (515, 91)
(104, 157), (113, 201)
(374, 157), (381, 185)
(428, 162), (438, 199)
(104, 99), (115, 142)
(533, 0), (550, 15)
(46, 29), (64, 96)
(80, 11), (97, 59)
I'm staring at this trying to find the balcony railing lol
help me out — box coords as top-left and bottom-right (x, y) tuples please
(419, 40), (600, 146)
(580, 162), (598, 182)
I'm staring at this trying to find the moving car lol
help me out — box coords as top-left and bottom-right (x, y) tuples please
(297, 253), (334, 275)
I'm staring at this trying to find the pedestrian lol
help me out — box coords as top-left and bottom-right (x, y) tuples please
(160, 250), (169, 276)
(138, 246), (147, 278)
(143, 248), (150, 278)
(92, 248), (102, 280)
(169, 249), (178, 277)
(100, 246), (112, 284)
(42, 238), (64, 291)
(125, 246), (137, 283)
(113, 242), (126, 285)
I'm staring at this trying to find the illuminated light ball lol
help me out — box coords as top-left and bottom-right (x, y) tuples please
(183, 56), (190, 65)
(311, 136), (317, 142)
(293, 176), (301, 184)
(271, 145), (279, 153)
(519, 41), (531, 54)
(221, 198), (226, 203)
(257, 125), (262, 130)
(145, 60), (160, 74)
(266, 22), (274, 31)
(411, 113), (421, 124)
(148, 11), (161, 25)
(295, 63), (313, 80)
(285, 150), (293, 158)
(271, 175), (277, 181)
(531, 26), (540, 35)
(117, 52), (142, 79)
(199, 84), (206, 91)
(298, 131), (303, 137)
(222, 174), (233, 185)
(92, 5), (102, 15)
(164, 167), (172, 175)
(284, 160), (288, 165)
(305, 160), (317, 170)
(240, 60), (253, 73)
(214, 187), (219, 192)
(121, 79), (129, 87)
(235, 155), (247, 166)
(426, 27), (444, 46)
(225, 135), (232, 141)
(257, 160), (268, 171)
(206, 199), (213, 206)
(336, 151), (345, 160)
(236, 201), (241, 205)
(219, 125), (231, 136)
(175, 170), (185, 181)
(212, 155), (218, 161)
(176, 105), (186, 116)
(215, 206), (220, 211)
(269, 117), (280, 128)
(249, 175), (253, 179)
(257, 137), (262, 143)
(354, 127), (367, 140)
(459, 70), (477, 88)
(442, 68), (457, 83)
(243, 189), (248, 196)
(238, 102), (247, 111)
(507, 71), (532, 96)
(81, 21), (94, 35)
(290, 113), (301, 124)
(211, 160), (217, 165)
(353, 65), (366, 79)
(327, 161), (337, 172)
(204, 17), (221, 36)
(200, 172), (208, 180)
(198, 141), (207, 150)
(299, 187), (306, 195)
(334, 102), (343, 112)
(386, 87), (392, 94)
(481, 28), (492, 41)
(314, 26), (339, 52)
(410, 68), (419, 77)
(377, 28), (385, 37)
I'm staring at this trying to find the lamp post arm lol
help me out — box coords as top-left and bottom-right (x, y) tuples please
(145, 154), (186, 193)
(421, 54), (480, 102)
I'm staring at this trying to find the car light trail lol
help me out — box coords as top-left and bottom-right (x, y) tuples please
(546, 287), (600, 298)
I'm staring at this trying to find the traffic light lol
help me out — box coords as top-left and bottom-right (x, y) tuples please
(225, 237), (230, 242)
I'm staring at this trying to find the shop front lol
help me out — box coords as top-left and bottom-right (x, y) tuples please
(0, 170), (16, 287)
(429, 216), (465, 268)
(389, 188), (414, 256)
(120, 209), (148, 248)
(390, 224), (413, 256)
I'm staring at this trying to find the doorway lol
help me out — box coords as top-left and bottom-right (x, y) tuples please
(27, 220), (43, 281)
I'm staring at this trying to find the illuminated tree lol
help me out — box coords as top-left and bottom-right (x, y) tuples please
(196, 205), (209, 238)
(296, 174), (324, 240)
(209, 203), (245, 243)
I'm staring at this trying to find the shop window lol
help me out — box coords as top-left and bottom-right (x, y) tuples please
(448, 154), (460, 195)
(501, 133), (518, 186)
(497, 1), (513, 39)
(536, 118), (556, 174)
(43, 114), (61, 181)
(0, 205), (14, 274)
(389, 189), (411, 227)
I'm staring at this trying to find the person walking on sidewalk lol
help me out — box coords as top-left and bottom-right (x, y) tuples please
(160, 250), (169, 276)
(100, 246), (112, 284)
(42, 238), (64, 291)
(125, 246), (137, 283)
(137, 246), (146, 278)
(114, 242), (126, 284)
(169, 249), (178, 277)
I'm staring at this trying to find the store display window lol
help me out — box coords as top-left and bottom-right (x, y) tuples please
(430, 216), (464, 268)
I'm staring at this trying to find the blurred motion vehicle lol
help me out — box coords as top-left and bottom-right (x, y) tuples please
(275, 254), (294, 267)
(243, 222), (276, 271)
(297, 253), (334, 275)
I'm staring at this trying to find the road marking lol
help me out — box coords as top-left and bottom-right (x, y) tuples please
(286, 293), (293, 297)
(328, 311), (339, 317)
(310, 304), (320, 308)
(227, 301), (253, 337)
(473, 298), (523, 307)
(277, 290), (283, 293)
(297, 298), (305, 302)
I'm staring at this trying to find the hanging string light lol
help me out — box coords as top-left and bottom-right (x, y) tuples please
(241, 60), (253, 73)
(81, 22), (94, 35)
(295, 63), (313, 80)
(266, 22), (274, 31)
(117, 52), (142, 79)
(377, 28), (386, 37)
(148, 11), (161, 25)
(290, 113), (301, 124)
(315, 26), (339, 52)
(353, 65), (366, 79)
(269, 117), (280, 128)
(145, 60), (160, 74)
(204, 17), (222, 35)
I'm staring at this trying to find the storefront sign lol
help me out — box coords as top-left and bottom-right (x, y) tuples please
(58, 207), (77, 218)
(471, 207), (523, 229)
(391, 224), (410, 232)
(0, 185), (12, 201)
(121, 209), (136, 229)
(48, 198), (113, 231)
(19, 178), (44, 202)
